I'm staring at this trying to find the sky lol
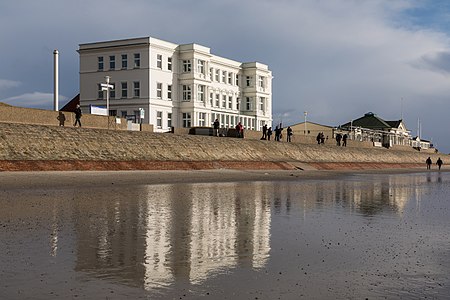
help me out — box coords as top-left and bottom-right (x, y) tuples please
(1, 0), (450, 153)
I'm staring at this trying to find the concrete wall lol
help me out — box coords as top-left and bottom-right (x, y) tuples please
(1, 122), (446, 166)
(0, 102), (153, 132)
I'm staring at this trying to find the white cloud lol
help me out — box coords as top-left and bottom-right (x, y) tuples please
(2, 92), (68, 109)
(0, 79), (21, 91)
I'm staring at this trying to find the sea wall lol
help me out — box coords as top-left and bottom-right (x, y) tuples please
(0, 122), (446, 171)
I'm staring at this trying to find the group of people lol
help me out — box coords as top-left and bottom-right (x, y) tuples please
(335, 133), (348, 147)
(316, 132), (327, 144)
(213, 119), (244, 138)
(261, 124), (293, 142)
(426, 157), (444, 170)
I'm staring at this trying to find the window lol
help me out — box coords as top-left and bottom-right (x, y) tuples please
(197, 59), (205, 74)
(109, 110), (117, 116)
(215, 94), (219, 107)
(222, 71), (226, 83)
(215, 69), (220, 81)
(209, 92), (213, 106)
(246, 76), (252, 87)
(198, 112), (206, 126)
(182, 112), (191, 128)
(121, 82), (127, 98)
(246, 97), (251, 110)
(134, 53), (140, 68)
(98, 57), (104, 71)
(157, 111), (162, 128)
(167, 113), (172, 128)
(157, 54), (162, 69)
(198, 85), (205, 102)
(209, 68), (213, 81)
(259, 97), (265, 111)
(133, 81), (140, 97)
(222, 95), (226, 108)
(182, 85), (191, 101)
(228, 72), (233, 84)
(121, 54), (127, 69)
(236, 97), (240, 110)
(168, 57), (172, 71)
(110, 83), (115, 99)
(121, 111), (127, 118)
(228, 96), (232, 109)
(109, 55), (115, 70)
(167, 84), (172, 100)
(236, 74), (239, 86)
(259, 76), (264, 88)
(183, 60), (191, 72)
(97, 84), (103, 99)
(156, 82), (162, 98)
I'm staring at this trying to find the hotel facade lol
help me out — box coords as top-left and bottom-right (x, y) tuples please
(78, 37), (272, 132)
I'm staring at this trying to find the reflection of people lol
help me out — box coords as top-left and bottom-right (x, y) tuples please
(213, 119), (220, 137)
(57, 112), (66, 126)
(426, 157), (432, 170)
(74, 104), (82, 127)
(436, 157), (443, 170)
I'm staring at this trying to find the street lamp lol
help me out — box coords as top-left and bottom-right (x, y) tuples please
(304, 111), (307, 135)
(101, 76), (114, 128)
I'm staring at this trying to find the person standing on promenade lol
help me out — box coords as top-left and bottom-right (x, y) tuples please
(342, 134), (348, 147)
(267, 127), (272, 141)
(287, 126), (293, 142)
(426, 157), (432, 170)
(336, 133), (342, 146)
(213, 119), (220, 137)
(262, 124), (268, 140)
(316, 133), (321, 145)
(436, 157), (443, 170)
(74, 104), (82, 127)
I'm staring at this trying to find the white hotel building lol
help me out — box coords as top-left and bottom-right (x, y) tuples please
(78, 37), (272, 132)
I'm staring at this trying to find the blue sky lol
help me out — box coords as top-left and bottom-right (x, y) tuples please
(1, 0), (450, 153)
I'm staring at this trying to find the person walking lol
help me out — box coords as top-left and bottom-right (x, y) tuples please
(316, 133), (321, 145)
(336, 133), (342, 146)
(436, 157), (443, 170)
(262, 124), (268, 140)
(287, 126), (293, 142)
(426, 157), (432, 170)
(213, 119), (220, 136)
(74, 104), (82, 127)
(342, 134), (348, 147)
(267, 127), (272, 141)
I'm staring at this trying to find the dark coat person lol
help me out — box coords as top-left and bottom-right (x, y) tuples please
(426, 157), (432, 170)
(436, 157), (443, 170)
(74, 104), (82, 127)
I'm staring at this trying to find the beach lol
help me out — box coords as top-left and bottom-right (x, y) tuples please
(1, 169), (450, 299)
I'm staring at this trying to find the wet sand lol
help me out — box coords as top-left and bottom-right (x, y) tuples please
(1, 169), (450, 299)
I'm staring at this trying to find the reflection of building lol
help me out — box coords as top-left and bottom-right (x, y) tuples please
(74, 182), (272, 288)
(78, 37), (272, 132)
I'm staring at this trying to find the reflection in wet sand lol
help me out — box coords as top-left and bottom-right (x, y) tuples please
(1, 172), (449, 299)
(74, 182), (272, 289)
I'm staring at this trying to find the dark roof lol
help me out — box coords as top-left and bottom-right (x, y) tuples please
(60, 94), (79, 112)
(340, 112), (401, 130)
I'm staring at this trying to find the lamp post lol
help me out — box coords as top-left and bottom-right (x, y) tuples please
(304, 111), (307, 135)
(101, 76), (114, 128)
(101, 76), (114, 114)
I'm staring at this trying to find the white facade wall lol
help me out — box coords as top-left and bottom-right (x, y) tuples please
(79, 37), (272, 132)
